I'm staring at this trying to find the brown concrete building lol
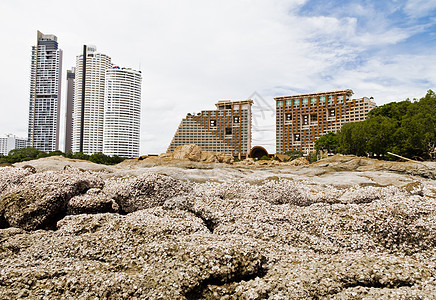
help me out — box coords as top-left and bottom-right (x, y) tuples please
(168, 100), (253, 158)
(275, 89), (376, 154)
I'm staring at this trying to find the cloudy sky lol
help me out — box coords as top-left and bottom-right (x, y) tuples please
(0, 0), (435, 154)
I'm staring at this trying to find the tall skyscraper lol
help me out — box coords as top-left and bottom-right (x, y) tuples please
(64, 68), (75, 153)
(275, 89), (376, 154)
(28, 31), (62, 152)
(168, 100), (253, 158)
(103, 67), (142, 158)
(72, 45), (112, 154)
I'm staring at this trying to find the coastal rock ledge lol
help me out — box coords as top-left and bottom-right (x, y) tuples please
(0, 163), (435, 299)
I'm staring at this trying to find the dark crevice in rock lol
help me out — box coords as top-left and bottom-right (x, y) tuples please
(339, 279), (414, 291)
(188, 210), (218, 233)
(184, 260), (268, 299)
(0, 214), (8, 229)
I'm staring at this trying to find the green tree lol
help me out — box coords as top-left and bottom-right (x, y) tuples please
(284, 150), (303, 160)
(71, 152), (90, 160)
(336, 90), (436, 160)
(6, 147), (43, 163)
(315, 132), (339, 153)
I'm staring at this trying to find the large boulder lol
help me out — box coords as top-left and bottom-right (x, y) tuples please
(285, 157), (309, 166)
(67, 188), (119, 215)
(0, 169), (104, 230)
(109, 173), (188, 213)
(173, 144), (202, 161)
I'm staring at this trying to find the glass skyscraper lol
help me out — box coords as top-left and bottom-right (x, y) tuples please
(28, 31), (63, 152)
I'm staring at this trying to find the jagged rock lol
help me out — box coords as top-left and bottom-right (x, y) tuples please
(0, 169), (104, 230)
(0, 209), (266, 299)
(109, 173), (188, 213)
(173, 144), (202, 161)
(200, 150), (219, 163)
(0, 163), (435, 298)
(0, 167), (34, 196)
(285, 156), (309, 166)
(165, 144), (234, 164)
(67, 188), (119, 215)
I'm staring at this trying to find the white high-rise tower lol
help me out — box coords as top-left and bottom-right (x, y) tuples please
(103, 67), (142, 158)
(28, 31), (62, 152)
(72, 45), (111, 154)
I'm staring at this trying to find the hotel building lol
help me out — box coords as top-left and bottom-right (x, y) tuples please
(72, 45), (112, 154)
(103, 67), (142, 158)
(275, 89), (376, 154)
(27, 31), (62, 152)
(168, 100), (253, 158)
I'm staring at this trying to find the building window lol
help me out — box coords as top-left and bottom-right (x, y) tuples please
(320, 96), (326, 101)
(310, 113), (317, 123)
(294, 134), (301, 142)
(294, 99), (300, 105)
(210, 120), (217, 127)
(302, 114), (309, 125)
(302, 98), (308, 105)
(277, 101), (283, 107)
(225, 127), (232, 135)
(328, 108), (336, 118)
(285, 100), (292, 107)
(310, 97), (317, 104)
(285, 113), (292, 121)
(233, 116), (240, 123)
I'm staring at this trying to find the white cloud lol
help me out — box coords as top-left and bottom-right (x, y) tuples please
(404, 0), (436, 18)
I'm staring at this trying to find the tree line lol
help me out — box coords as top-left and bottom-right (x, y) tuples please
(0, 147), (125, 165)
(316, 90), (436, 160)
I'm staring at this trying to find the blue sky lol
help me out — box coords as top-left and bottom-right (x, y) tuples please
(0, 0), (435, 153)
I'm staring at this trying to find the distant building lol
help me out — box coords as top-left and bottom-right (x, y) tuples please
(72, 45), (112, 154)
(64, 68), (75, 153)
(28, 31), (62, 152)
(0, 134), (28, 156)
(275, 89), (376, 154)
(103, 67), (142, 158)
(168, 100), (253, 158)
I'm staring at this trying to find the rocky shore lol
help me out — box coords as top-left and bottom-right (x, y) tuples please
(1, 155), (435, 299)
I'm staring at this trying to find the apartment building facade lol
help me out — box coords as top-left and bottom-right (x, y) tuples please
(168, 100), (253, 158)
(275, 89), (376, 154)
(72, 45), (112, 154)
(103, 67), (142, 158)
(0, 134), (28, 156)
(27, 31), (62, 152)
(64, 68), (75, 153)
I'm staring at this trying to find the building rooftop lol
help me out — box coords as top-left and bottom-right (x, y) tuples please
(274, 89), (354, 101)
(215, 99), (254, 108)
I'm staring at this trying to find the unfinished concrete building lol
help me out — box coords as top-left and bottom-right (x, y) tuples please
(275, 89), (376, 154)
(168, 100), (253, 158)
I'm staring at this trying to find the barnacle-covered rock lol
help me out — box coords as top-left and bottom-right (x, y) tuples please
(0, 169), (104, 230)
(67, 188), (119, 215)
(109, 173), (189, 213)
(1, 162), (435, 299)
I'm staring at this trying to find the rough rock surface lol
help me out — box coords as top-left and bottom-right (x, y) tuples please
(160, 144), (234, 164)
(1, 160), (435, 299)
(108, 173), (189, 213)
(67, 188), (119, 215)
(0, 168), (104, 230)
